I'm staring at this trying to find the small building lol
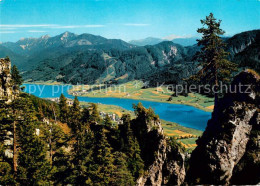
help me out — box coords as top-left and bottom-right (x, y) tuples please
(35, 128), (40, 136)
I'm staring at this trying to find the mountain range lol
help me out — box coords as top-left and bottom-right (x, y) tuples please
(0, 29), (259, 85)
(129, 37), (199, 46)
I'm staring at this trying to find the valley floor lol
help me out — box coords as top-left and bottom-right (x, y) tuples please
(69, 80), (215, 112)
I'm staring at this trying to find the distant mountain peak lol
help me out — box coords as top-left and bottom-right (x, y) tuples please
(40, 34), (50, 39)
(162, 34), (193, 41)
(62, 31), (76, 37)
(137, 37), (161, 41)
(19, 37), (28, 41)
(129, 37), (164, 46)
(129, 36), (199, 46)
(57, 31), (77, 41)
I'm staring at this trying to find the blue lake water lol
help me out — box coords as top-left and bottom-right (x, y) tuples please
(23, 84), (211, 131)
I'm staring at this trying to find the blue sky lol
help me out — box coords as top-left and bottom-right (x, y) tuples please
(0, 0), (259, 42)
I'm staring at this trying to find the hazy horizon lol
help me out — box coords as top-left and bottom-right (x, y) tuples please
(1, 29), (259, 44)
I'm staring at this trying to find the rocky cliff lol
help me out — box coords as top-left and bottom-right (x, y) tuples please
(131, 108), (186, 186)
(186, 70), (260, 184)
(0, 58), (14, 103)
(126, 70), (260, 185)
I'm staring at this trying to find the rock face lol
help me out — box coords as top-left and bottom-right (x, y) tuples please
(132, 116), (185, 186)
(186, 70), (260, 184)
(161, 142), (186, 185)
(0, 58), (13, 103)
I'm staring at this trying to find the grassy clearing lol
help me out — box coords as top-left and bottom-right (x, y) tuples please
(79, 101), (135, 118)
(161, 120), (202, 137)
(24, 80), (62, 85)
(177, 138), (198, 151)
(70, 80), (214, 112)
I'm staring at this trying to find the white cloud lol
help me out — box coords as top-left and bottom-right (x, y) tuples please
(28, 30), (47, 33)
(0, 24), (57, 28)
(0, 31), (16, 34)
(123, 23), (150, 27)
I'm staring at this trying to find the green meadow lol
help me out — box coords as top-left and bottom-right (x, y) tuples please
(70, 80), (214, 112)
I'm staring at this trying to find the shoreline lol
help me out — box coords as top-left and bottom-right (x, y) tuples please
(74, 93), (214, 112)
(79, 102), (203, 135)
(44, 97), (203, 135)
(23, 81), (214, 112)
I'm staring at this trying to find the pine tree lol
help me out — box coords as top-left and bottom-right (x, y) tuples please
(110, 152), (135, 185)
(70, 129), (95, 185)
(68, 96), (83, 159)
(133, 102), (159, 122)
(89, 103), (101, 124)
(68, 96), (81, 133)
(37, 103), (44, 120)
(11, 65), (23, 89)
(192, 13), (237, 105)
(42, 121), (67, 166)
(15, 98), (51, 185)
(5, 56), (10, 61)
(59, 94), (69, 123)
(51, 148), (71, 185)
(0, 101), (14, 184)
(104, 114), (113, 128)
(81, 107), (90, 123)
(0, 144), (13, 184)
(92, 126), (115, 185)
(121, 114), (144, 179)
(66, 97), (97, 184)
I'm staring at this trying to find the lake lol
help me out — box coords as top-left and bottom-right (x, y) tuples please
(23, 84), (211, 131)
